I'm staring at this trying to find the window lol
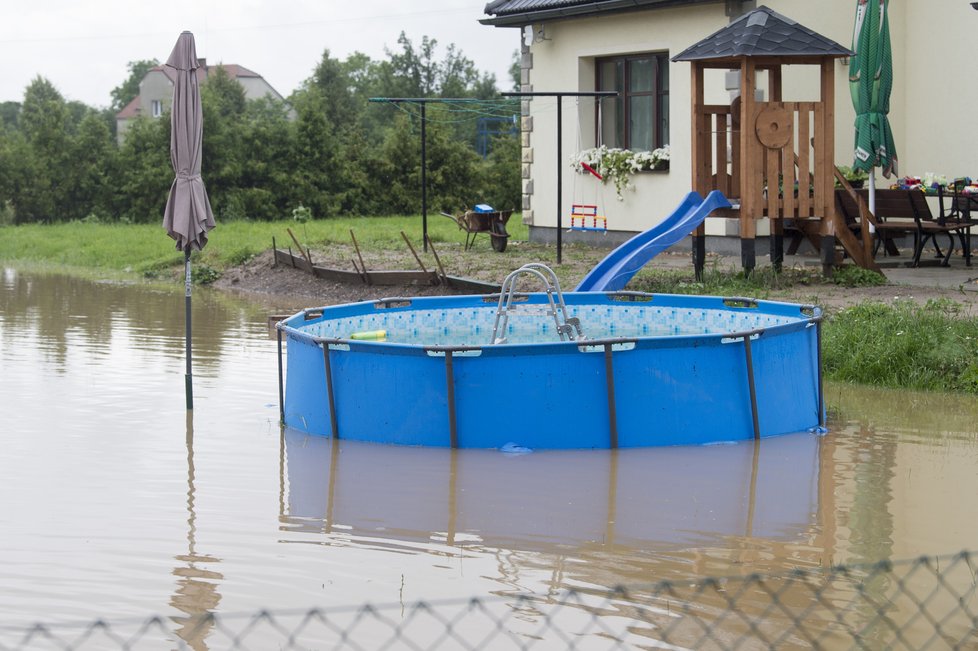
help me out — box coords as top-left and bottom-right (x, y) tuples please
(151, 100), (163, 118)
(596, 53), (669, 151)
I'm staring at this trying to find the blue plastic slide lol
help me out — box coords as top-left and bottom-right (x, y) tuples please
(574, 190), (731, 292)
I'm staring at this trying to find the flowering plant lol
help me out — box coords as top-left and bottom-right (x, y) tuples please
(571, 145), (670, 200)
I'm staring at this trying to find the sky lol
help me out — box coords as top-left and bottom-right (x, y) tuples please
(0, 0), (521, 108)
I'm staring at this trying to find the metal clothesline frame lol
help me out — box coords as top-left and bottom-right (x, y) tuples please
(371, 93), (618, 261)
(502, 91), (618, 264)
(369, 96), (521, 252)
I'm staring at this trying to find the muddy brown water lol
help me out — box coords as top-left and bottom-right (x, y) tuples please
(1, 269), (976, 647)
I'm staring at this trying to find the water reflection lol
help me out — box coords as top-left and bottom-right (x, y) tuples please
(170, 412), (222, 651)
(281, 429), (823, 588)
(0, 267), (267, 374)
(3, 268), (978, 647)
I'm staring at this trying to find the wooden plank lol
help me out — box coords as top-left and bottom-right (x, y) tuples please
(766, 145), (780, 221)
(444, 276), (502, 293)
(275, 248), (315, 274)
(770, 65), (783, 103)
(273, 248), (442, 286)
(797, 104), (811, 218)
(313, 267), (365, 283)
(781, 102), (796, 219)
(813, 102), (826, 232)
(715, 113), (729, 196)
(363, 270), (439, 286)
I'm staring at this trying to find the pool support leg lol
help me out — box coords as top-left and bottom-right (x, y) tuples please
(816, 319), (824, 428)
(277, 329), (285, 424)
(603, 343), (619, 449)
(322, 345), (339, 438)
(743, 334), (760, 440)
(445, 351), (458, 449)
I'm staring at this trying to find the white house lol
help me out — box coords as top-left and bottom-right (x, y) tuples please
(115, 60), (289, 144)
(482, 0), (978, 253)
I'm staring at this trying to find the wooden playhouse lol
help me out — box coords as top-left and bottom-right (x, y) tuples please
(673, 6), (877, 276)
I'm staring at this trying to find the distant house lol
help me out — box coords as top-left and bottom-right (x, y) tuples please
(115, 59), (289, 143)
(482, 0), (978, 249)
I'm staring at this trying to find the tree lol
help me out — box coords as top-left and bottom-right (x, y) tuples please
(508, 50), (521, 93)
(234, 97), (293, 219)
(200, 66), (247, 217)
(116, 116), (171, 223)
(17, 77), (70, 221)
(307, 49), (359, 130)
(110, 59), (159, 112)
(0, 102), (19, 130)
(478, 132), (521, 211)
(287, 89), (342, 218)
(64, 112), (118, 221)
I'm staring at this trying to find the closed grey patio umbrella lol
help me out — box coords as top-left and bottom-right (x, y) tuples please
(162, 31), (215, 410)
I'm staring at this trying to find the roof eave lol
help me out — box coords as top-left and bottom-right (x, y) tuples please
(480, 0), (719, 27)
(675, 49), (853, 63)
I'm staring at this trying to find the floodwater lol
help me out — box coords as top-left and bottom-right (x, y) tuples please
(1, 269), (976, 648)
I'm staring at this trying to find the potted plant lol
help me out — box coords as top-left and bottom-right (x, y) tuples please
(571, 145), (671, 200)
(836, 165), (868, 189)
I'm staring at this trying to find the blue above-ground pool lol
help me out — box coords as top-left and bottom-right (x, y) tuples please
(276, 288), (823, 449)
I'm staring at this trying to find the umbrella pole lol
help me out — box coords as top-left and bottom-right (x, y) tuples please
(185, 247), (194, 410)
(868, 169), (877, 235)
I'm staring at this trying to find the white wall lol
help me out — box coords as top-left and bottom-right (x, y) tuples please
(521, 0), (978, 238)
(524, 2), (728, 234)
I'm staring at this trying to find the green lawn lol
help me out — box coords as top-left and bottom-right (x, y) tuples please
(0, 216), (530, 276)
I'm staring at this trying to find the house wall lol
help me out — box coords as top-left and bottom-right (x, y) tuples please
(116, 67), (291, 144)
(140, 69), (174, 116)
(517, 0), (977, 243)
(235, 77), (286, 103)
(522, 1), (727, 239)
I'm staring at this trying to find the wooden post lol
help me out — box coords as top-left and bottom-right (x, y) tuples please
(819, 59), (836, 276)
(739, 57), (757, 274)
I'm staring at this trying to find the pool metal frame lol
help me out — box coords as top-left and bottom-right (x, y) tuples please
(277, 291), (823, 449)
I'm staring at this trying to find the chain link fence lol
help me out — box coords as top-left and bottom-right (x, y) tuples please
(4, 551), (976, 650)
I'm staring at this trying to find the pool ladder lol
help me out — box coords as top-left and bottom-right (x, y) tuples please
(491, 263), (585, 345)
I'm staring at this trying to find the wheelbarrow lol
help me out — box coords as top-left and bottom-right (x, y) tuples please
(440, 209), (512, 252)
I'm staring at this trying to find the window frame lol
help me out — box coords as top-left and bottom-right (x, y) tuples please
(151, 99), (163, 118)
(595, 52), (669, 152)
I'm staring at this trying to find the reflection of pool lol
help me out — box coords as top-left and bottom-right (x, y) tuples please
(278, 292), (822, 448)
(283, 431), (822, 552)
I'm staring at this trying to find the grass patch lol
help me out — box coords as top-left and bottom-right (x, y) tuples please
(629, 259), (825, 299)
(0, 217), (531, 279)
(823, 298), (978, 393)
(5, 219), (978, 395)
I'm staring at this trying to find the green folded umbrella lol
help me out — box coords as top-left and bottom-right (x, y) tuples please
(850, 0), (897, 178)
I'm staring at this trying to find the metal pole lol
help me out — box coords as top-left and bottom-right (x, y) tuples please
(500, 92), (616, 266)
(421, 102), (428, 253)
(184, 247), (193, 410)
(556, 95), (563, 264)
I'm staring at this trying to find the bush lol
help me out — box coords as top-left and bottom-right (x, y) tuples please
(191, 263), (220, 285)
(832, 264), (887, 287)
(823, 298), (978, 393)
